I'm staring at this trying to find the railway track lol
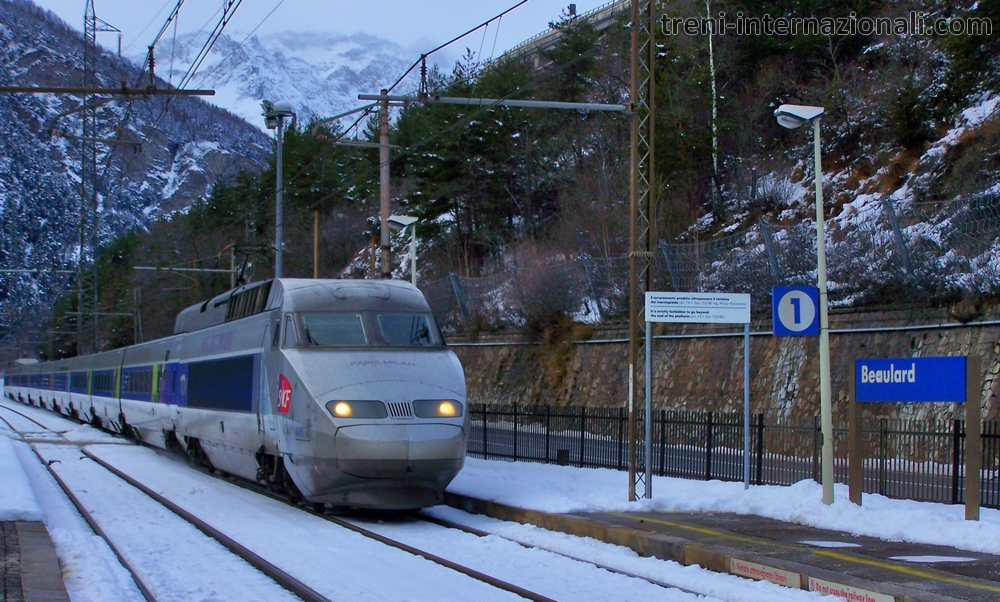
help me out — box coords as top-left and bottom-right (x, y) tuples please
(0, 401), (561, 601)
(0, 403), (320, 602)
(1, 398), (754, 601)
(414, 512), (712, 598)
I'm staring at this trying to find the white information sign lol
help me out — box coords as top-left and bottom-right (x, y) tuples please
(645, 291), (751, 324)
(729, 558), (802, 588)
(808, 577), (894, 602)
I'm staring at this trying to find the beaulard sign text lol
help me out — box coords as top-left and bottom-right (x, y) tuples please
(855, 357), (966, 403)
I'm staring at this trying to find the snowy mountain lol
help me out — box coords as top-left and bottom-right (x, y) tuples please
(0, 0), (270, 335)
(147, 30), (419, 130)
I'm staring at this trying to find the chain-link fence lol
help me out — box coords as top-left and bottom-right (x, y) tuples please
(422, 194), (1000, 331)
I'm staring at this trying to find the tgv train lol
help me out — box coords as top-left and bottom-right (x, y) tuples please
(3, 279), (468, 509)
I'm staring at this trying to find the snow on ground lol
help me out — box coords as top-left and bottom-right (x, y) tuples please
(346, 513), (725, 602)
(0, 413), (146, 602)
(421, 505), (821, 602)
(0, 426), (42, 521)
(37, 442), (302, 602)
(86, 443), (527, 602)
(85, 441), (816, 601)
(450, 457), (1000, 555)
(0, 398), (994, 601)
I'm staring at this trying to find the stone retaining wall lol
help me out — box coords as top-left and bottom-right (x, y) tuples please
(450, 307), (1000, 422)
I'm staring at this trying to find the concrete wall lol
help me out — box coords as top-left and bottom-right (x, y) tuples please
(450, 307), (1000, 422)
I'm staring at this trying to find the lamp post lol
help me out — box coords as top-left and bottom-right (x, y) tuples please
(388, 214), (419, 285)
(774, 103), (834, 505)
(262, 100), (295, 279)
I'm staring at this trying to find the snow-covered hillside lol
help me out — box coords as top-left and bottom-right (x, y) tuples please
(147, 30), (418, 129)
(0, 0), (270, 336)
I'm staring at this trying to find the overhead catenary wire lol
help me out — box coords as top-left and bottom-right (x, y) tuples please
(121, 0), (175, 54)
(276, 0), (535, 205)
(282, 0), (600, 216)
(301, 21), (631, 214)
(190, 0), (287, 90)
(106, 1), (249, 207)
(27, 4), (622, 349)
(385, 0), (529, 95)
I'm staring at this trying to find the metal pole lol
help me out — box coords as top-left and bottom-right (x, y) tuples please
(645, 319), (652, 498)
(275, 115), (285, 279)
(743, 322), (750, 490)
(814, 117), (834, 505)
(314, 209), (321, 279)
(410, 224), (417, 285)
(379, 89), (391, 279)
(230, 246), (235, 289)
(627, 0), (639, 503)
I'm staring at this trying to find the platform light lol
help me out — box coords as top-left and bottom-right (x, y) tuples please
(388, 214), (419, 285)
(261, 99), (296, 279)
(774, 103), (834, 506)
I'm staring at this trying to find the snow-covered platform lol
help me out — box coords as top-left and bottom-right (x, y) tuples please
(447, 458), (1000, 601)
(0, 415), (68, 602)
(1, 521), (70, 602)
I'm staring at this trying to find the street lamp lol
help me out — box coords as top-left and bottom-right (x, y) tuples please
(388, 214), (419, 285)
(774, 103), (834, 506)
(261, 99), (295, 279)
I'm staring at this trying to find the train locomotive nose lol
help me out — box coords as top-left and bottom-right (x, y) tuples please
(333, 423), (465, 478)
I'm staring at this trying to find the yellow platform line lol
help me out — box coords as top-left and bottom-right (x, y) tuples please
(608, 512), (1000, 594)
(814, 550), (1000, 594)
(607, 512), (778, 546)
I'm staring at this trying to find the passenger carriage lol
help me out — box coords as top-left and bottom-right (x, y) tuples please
(3, 279), (468, 509)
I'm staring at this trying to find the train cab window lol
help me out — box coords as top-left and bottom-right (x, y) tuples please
(299, 313), (367, 346)
(283, 314), (298, 347)
(377, 314), (440, 346)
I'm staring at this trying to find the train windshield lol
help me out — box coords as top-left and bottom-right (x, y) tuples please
(300, 313), (367, 346)
(297, 312), (443, 347)
(377, 314), (440, 346)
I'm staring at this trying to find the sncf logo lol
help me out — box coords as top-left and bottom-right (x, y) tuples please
(277, 374), (292, 414)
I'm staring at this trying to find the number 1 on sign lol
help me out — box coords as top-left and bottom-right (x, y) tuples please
(790, 297), (801, 324)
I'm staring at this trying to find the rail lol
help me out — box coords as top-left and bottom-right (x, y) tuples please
(0, 403), (331, 602)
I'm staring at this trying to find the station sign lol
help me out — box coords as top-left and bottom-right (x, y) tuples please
(855, 356), (967, 403)
(772, 286), (819, 336)
(645, 292), (750, 324)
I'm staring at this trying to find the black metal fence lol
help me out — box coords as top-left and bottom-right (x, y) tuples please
(468, 404), (1000, 508)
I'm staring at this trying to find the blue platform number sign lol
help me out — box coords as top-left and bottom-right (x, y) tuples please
(772, 286), (819, 336)
(855, 357), (967, 403)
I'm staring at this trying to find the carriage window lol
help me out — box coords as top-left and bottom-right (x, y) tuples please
(377, 314), (440, 346)
(283, 314), (297, 347)
(299, 313), (367, 346)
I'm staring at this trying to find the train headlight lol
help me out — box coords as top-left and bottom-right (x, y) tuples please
(326, 400), (387, 419)
(413, 399), (463, 418)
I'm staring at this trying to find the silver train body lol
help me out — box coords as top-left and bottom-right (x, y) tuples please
(2, 279), (468, 509)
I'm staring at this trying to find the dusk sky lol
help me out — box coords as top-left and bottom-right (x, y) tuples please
(31, 0), (612, 68)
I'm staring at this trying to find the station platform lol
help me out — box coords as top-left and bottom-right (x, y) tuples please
(1, 522), (69, 602)
(445, 492), (1000, 602)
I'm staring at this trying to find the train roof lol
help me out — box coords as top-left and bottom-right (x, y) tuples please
(173, 279), (431, 335)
